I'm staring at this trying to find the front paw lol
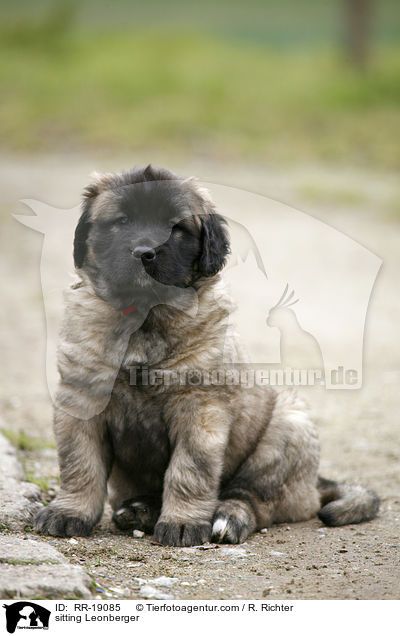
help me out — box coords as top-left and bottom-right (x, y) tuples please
(35, 505), (94, 537)
(153, 520), (211, 547)
(211, 512), (252, 544)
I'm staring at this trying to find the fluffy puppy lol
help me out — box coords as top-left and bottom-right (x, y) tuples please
(35, 164), (379, 546)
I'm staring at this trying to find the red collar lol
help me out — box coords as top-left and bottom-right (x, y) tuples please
(121, 305), (136, 316)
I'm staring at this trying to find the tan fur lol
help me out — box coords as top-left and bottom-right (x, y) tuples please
(35, 166), (379, 544)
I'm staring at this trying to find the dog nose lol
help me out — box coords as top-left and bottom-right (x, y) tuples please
(131, 246), (156, 262)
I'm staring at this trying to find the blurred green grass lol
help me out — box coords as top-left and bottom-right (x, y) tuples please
(0, 2), (399, 167)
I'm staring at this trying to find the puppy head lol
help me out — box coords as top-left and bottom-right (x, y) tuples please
(74, 164), (230, 310)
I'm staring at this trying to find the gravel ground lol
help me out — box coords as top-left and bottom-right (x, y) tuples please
(0, 154), (399, 600)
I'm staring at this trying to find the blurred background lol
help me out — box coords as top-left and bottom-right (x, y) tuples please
(0, 0), (399, 167)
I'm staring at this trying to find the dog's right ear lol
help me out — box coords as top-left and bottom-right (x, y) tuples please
(73, 182), (98, 269)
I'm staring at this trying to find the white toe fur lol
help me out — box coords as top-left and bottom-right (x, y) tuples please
(212, 517), (228, 539)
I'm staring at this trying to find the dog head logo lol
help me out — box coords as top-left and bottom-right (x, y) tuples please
(3, 602), (50, 633)
(14, 174), (381, 409)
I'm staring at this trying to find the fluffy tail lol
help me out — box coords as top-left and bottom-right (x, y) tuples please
(317, 476), (380, 526)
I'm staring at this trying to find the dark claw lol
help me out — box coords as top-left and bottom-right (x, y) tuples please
(35, 506), (93, 537)
(153, 521), (211, 547)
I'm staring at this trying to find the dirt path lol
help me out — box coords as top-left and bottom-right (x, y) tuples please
(0, 154), (399, 599)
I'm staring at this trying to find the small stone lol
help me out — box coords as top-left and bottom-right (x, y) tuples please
(181, 581), (197, 586)
(139, 585), (173, 600)
(260, 528), (268, 534)
(150, 576), (178, 588)
(219, 547), (247, 558)
(269, 550), (287, 557)
(68, 538), (78, 545)
(133, 530), (145, 538)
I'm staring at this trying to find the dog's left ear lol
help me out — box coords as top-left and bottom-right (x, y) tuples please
(198, 213), (230, 277)
(73, 208), (91, 269)
(73, 181), (98, 269)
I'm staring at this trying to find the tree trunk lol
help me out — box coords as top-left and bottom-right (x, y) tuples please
(345, 0), (372, 70)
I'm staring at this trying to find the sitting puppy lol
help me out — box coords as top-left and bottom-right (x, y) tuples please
(35, 164), (379, 546)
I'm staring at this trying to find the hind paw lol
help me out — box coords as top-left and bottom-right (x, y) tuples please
(112, 495), (161, 533)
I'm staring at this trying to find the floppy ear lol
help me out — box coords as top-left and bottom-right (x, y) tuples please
(198, 213), (230, 277)
(73, 182), (97, 268)
(73, 209), (91, 268)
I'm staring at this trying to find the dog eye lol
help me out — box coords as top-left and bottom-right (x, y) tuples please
(172, 226), (184, 239)
(172, 223), (190, 236)
(115, 217), (128, 225)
